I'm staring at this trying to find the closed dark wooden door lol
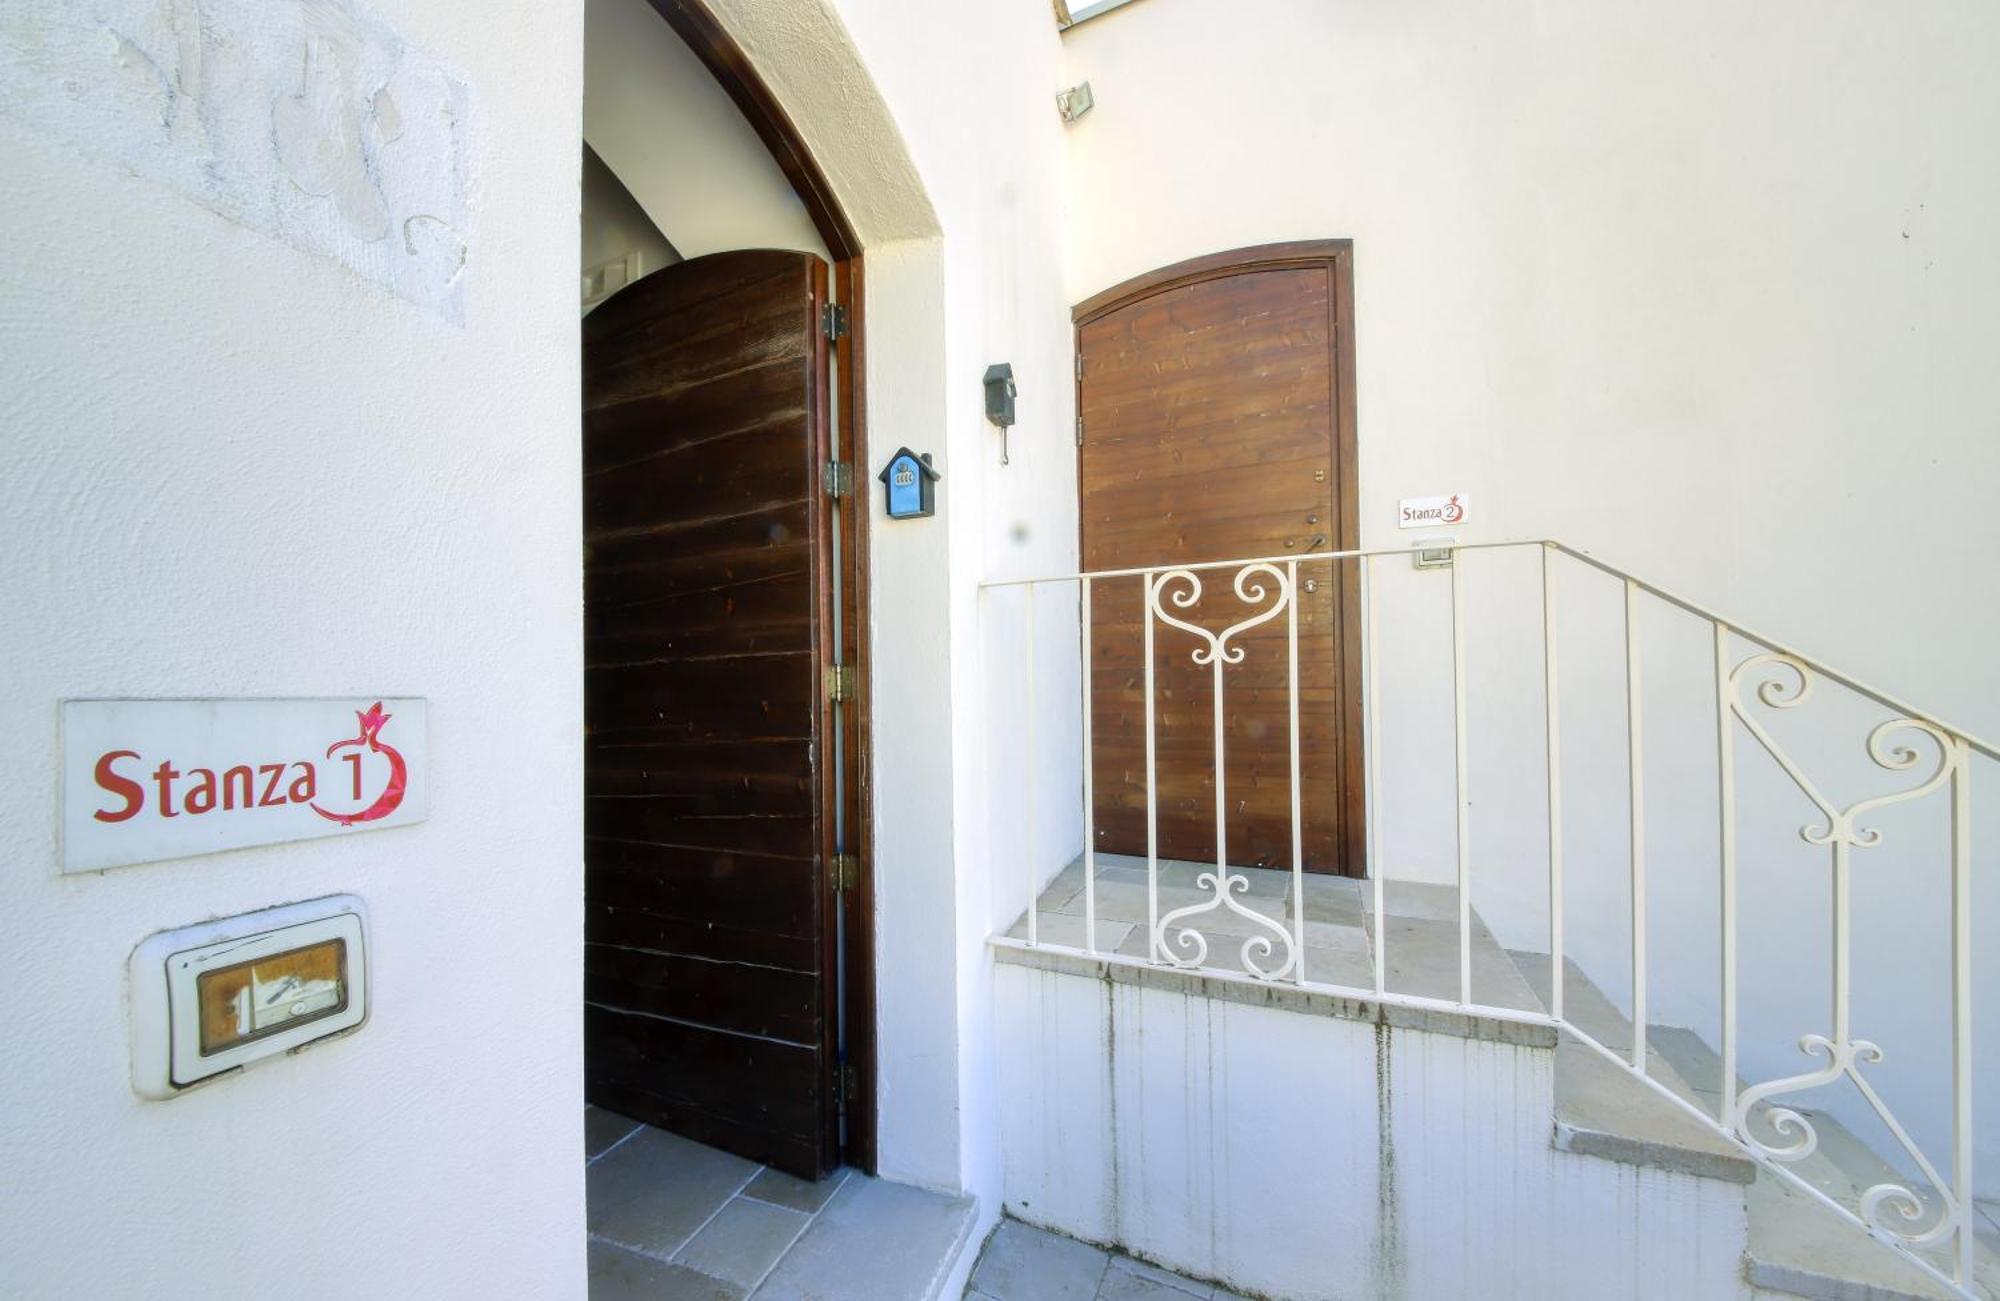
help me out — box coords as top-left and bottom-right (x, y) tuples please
(583, 249), (837, 1178)
(1077, 245), (1362, 876)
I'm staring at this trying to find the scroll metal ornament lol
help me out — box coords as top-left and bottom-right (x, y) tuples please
(1726, 651), (1967, 1248)
(1147, 563), (1299, 982)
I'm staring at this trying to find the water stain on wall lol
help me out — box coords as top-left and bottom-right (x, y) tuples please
(0, 0), (474, 320)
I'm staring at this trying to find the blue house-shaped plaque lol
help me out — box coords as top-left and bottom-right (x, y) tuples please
(878, 447), (940, 520)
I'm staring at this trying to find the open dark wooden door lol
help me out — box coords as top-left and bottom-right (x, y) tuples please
(583, 248), (838, 1178)
(1076, 243), (1363, 876)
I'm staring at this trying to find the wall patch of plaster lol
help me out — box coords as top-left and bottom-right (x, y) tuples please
(0, 0), (474, 320)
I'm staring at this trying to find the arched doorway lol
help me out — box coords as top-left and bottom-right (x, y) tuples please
(579, 0), (875, 1183)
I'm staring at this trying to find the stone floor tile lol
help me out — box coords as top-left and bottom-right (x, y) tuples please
(1096, 1260), (1204, 1301)
(739, 1166), (850, 1216)
(1038, 861), (1088, 911)
(586, 1106), (644, 1161)
(752, 1174), (972, 1301)
(1296, 943), (1373, 990)
(1380, 879), (1460, 922)
(969, 1219), (1108, 1301)
(588, 1126), (760, 1258)
(1006, 911), (1136, 952)
(1296, 874), (1365, 925)
(1377, 914), (1537, 1008)
(1300, 918), (1368, 954)
(1123, 860), (1288, 898)
(589, 1239), (746, 1301)
(675, 1197), (810, 1289)
(1102, 1254), (1210, 1298)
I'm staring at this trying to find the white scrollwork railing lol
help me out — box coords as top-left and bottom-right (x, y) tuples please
(982, 538), (1988, 1298)
(1725, 651), (1973, 1255)
(1146, 563), (1302, 981)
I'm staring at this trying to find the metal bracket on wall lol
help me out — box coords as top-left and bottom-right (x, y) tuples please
(1056, 81), (1095, 123)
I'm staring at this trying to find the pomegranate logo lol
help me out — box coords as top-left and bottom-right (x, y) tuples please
(1440, 494), (1465, 524)
(310, 702), (408, 826)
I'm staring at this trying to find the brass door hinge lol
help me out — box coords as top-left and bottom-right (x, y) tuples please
(832, 853), (860, 892)
(825, 664), (856, 703)
(823, 460), (853, 499)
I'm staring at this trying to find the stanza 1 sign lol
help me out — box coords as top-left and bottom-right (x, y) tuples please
(61, 698), (427, 873)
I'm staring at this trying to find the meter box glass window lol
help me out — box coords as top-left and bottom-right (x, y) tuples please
(130, 896), (368, 1098)
(194, 936), (349, 1055)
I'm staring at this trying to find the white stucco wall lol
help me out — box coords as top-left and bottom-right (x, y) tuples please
(0, 0), (585, 1296)
(585, 0), (828, 263)
(1057, 0), (2000, 1201)
(767, 0), (1082, 1228)
(1062, 0), (2000, 734)
(997, 959), (1754, 1300)
(696, 0), (1080, 1251)
(853, 3), (1078, 1234)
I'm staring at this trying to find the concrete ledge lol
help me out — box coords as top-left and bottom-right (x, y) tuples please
(1552, 1034), (1757, 1185)
(991, 938), (1558, 1050)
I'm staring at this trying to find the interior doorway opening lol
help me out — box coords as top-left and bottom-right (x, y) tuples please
(578, 0), (874, 1189)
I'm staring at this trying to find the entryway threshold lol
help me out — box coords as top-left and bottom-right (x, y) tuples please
(587, 1109), (975, 1300)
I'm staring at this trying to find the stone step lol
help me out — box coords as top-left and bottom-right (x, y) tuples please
(1505, 952), (1998, 1301)
(1635, 1015), (1998, 1301)
(1507, 951), (1755, 1184)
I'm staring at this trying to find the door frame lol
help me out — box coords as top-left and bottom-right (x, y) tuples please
(638, 0), (877, 1170)
(1072, 241), (1366, 877)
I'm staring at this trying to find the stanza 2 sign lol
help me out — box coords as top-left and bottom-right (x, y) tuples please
(61, 699), (428, 873)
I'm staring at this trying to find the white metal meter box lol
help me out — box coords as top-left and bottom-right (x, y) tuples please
(129, 895), (369, 1098)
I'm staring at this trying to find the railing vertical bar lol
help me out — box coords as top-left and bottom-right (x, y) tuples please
(1081, 577), (1096, 955)
(1716, 621), (1738, 1126)
(1025, 586), (1038, 949)
(1144, 571), (1160, 962)
(1626, 578), (1646, 1073)
(1365, 554), (1386, 998)
(1950, 743), (1972, 1286)
(1212, 574), (1230, 928)
(1288, 560), (1305, 985)
(1452, 551), (1471, 1007)
(1543, 545), (1564, 1025)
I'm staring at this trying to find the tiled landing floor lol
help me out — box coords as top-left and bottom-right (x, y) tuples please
(966, 1219), (1250, 1301)
(1008, 853), (1542, 1010)
(587, 1108), (974, 1301)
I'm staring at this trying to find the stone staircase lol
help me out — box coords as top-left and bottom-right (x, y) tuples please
(1001, 856), (1997, 1300)
(1510, 952), (1999, 1301)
